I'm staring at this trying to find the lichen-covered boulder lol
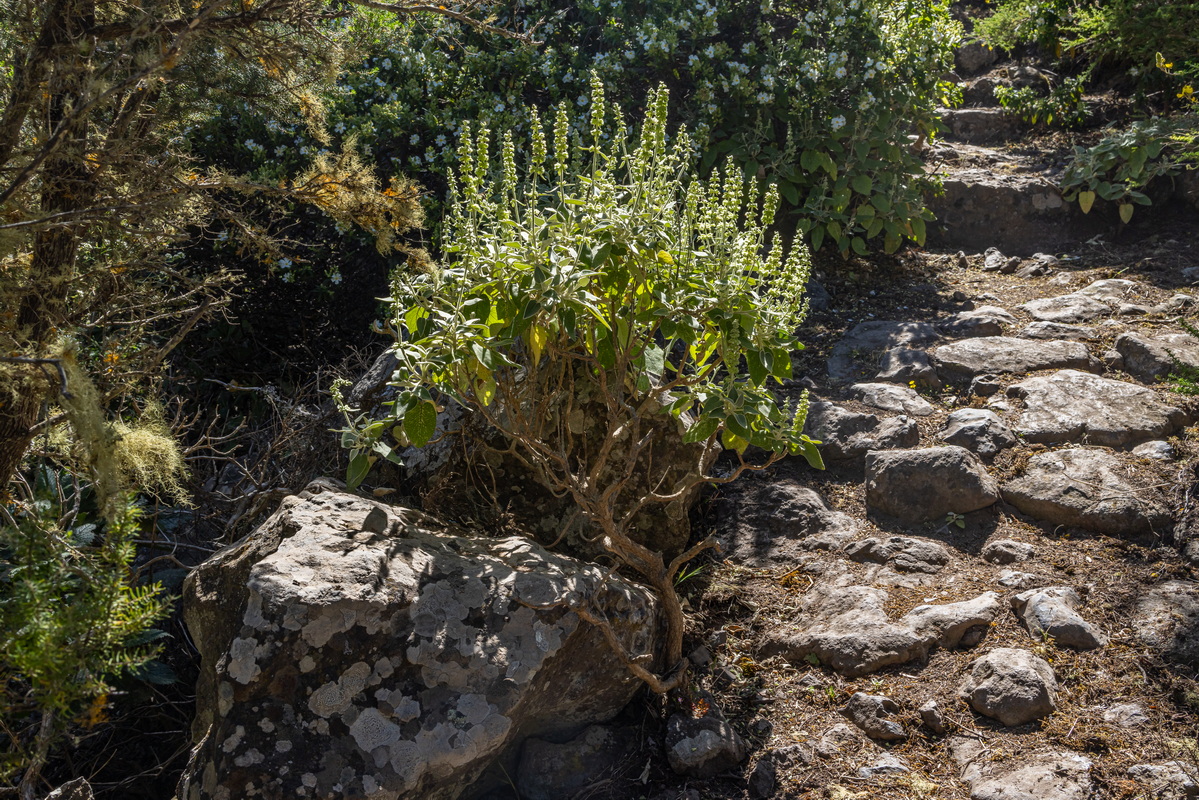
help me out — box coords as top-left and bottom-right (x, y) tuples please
(177, 480), (658, 800)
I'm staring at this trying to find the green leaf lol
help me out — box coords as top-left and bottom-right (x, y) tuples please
(1078, 190), (1096, 214)
(746, 350), (768, 386)
(791, 438), (825, 470)
(595, 334), (616, 369)
(1118, 203), (1134, 223)
(770, 349), (793, 380)
(643, 343), (665, 377)
(346, 452), (371, 490)
(721, 428), (749, 454)
(780, 181), (800, 206)
(811, 225), (826, 252)
(682, 416), (720, 444)
(404, 401), (438, 449)
(851, 174), (873, 195)
(851, 236), (867, 255)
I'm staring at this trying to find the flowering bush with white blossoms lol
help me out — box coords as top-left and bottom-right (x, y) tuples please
(322, 0), (961, 255)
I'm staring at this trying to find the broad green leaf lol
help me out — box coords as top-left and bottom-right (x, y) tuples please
(721, 428), (749, 454)
(1119, 203), (1134, 223)
(595, 334), (616, 369)
(780, 181), (800, 206)
(851, 174), (872, 195)
(346, 452), (371, 490)
(404, 401), (438, 448)
(527, 324), (549, 363)
(746, 350), (768, 386)
(1078, 190), (1096, 214)
(643, 343), (665, 377)
(791, 438), (825, 470)
(682, 416), (720, 443)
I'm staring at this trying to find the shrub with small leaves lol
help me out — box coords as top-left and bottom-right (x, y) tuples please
(341, 82), (822, 692)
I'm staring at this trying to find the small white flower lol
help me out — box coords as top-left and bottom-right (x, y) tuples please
(494, 102), (505, 112)
(409, 134), (420, 145)
(577, 95), (588, 106)
(277, 257), (293, 269)
(381, 57), (392, 69)
(329, 271), (342, 285)
(435, 134), (448, 148)
(275, 145), (287, 156)
(831, 115), (846, 131)
(833, 14), (846, 25)
(835, 66), (847, 79)
(756, 91), (771, 103)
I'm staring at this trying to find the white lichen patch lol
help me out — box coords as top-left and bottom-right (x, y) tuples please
(301, 606), (357, 648)
(307, 661), (371, 718)
(221, 725), (245, 753)
(242, 591), (272, 630)
(257, 719), (275, 733)
(349, 707), (402, 752)
(217, 681), (234, 717)
(299, 655), (316, 673)
(275, 740), (292, 753)
(233, 748), (265, 768)
(227, 637), (265, 685)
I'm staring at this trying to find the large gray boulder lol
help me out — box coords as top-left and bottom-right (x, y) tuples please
(1008, 370), (1189, 447)
(959, 648), (1058, 726)
(178, 481), (658, 800)
(932, 337), (1096, 380)
(1116, 331), (1199, 383)
(1002, 448), (1172, 537)
(763, 586), (1000, 677)
(865, 446), (1000, 522)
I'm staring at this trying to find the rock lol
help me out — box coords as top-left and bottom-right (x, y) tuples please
(1011, 587), (1108, 650)
(938, 306), (1017, 338)
(1103, 702), (1149, 728)
(999, 570), (1045, 589)
(828, 321), (940, 383)
(941, 409), (1017, 460)
(1155, 294), (1197, 314)
(919, 700), (948, 734)
(931, 337), (1096, 380)
(689, 645), (713, 667)
(771, 743), (815, 768)
(982, 248), (1009, 272)
(814, 723), (870, 759)
(982, 539), (1034, 565)
(763, 587), (1001, 677)
(956, 42), (1000, 74)
(748, 758), (777, 799)
(45, 780), (93, 800)
(876, 346), (942, 387)
(1133, 582), (1199, 664)
(178, 482), (658, 800)
(1128, 762), (1199, 799)
(1022, 279), (1139, 323)
(1002, 448), (1172, 537)
(1119, 303), (1154, 316)
(1116, 331), (1199, 383)
(807, 279), (833, 313)
(842, 693), (906, 741)
(1103, 349), (1126, 370)
(850, 382), (935, 416)
(941, 108), (1020, 143)
(970, 374), (1003, 396)
(846, 536), (951, 574)
(1019, 322), (1095, 341)
(865, 447), (1000, 522)
(665, 696), (746, 778)
(952, 739), (1094, 800)
(516, 725), (634, 800)
(804, 402), (920, 461)
(1135, 440), (1177, 460)
(959, 648), (1058, 726)
(856, 753), (910, 779)
(963, 76), (1000, 106)
(1008, 370), (1189, 447)
(717, 478), (860, 565)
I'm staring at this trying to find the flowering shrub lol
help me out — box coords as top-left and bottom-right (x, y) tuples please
(339, 83), (821, 690)
(196, 0), (960, 257)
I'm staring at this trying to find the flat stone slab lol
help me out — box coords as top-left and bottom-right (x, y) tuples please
(866, 447), (1000, 522)
(1021, 279), (1139, 323)
(1133, 581), (1199, 665)
(1008, 370), (1189, 447)
(828, 321), (939, 382)
(931, 337), (1094, 380)
(805, 401), (920, 461)
(952, 739), (1094, 800)
(850, 382), (935, 416)
(1019, 322), (1095, 341)
(1002, 448), (1172, 537)
(764, 586), (1001, 677)
(938, 306), (1017, 338)
(1115, 331), (1199, 383)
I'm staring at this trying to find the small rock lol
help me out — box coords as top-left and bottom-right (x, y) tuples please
(932, 337), (1096, 380)
(970, 373), (1003, 396)
(983, 248), (1009, 271)
(841, 693), (906, 741)
(807, 279), (833, 313)
(856, 753), (910, 779)
(956, 42), (999, 74)
(941, 408), (1017, 460)
(938, 306), (1017, 338)
(828, 321), (940, 383)
(998, 570), (1043, 589)
(1011, 587), (1108, 650)
(956, 252), (969, 269)
(1127, 761), (1199, 799)
(718, 478), (860, 565)
(748, 758), (777, 799)
(689, 645), (713, 667)
(666, 699), (748, 777)
(1021, 279), (1139, 323)
(865, 446), (1000, 522)
(1134, 440), (1176, 461)
(1103, 702), (1149, 728)
(771, 743), (815, 767)
(1133, 582), (1199, 664)
(1019, 321), (1095, 341)
(850, 382), (936, 416)
(815, 723), (869, 758)
(804, 402), (920, 461)
(846, 535), (951, 574)
(953, 740), (1094, 800)
(1002, 448), (1172, 537)
(982, 539), (1035, 565)
(919, 700), (948, 734)
(1118, 303), (1153, 316)
(1155, 294), (1197, 314)
(959, 647), (1058, 726)
(877, 346), (941, 387)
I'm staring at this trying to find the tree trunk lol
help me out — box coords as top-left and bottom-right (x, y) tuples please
(0, 0), (96, 490)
